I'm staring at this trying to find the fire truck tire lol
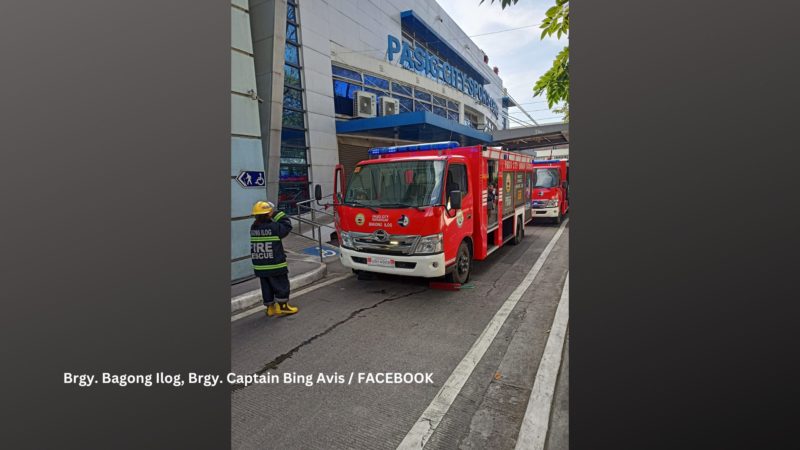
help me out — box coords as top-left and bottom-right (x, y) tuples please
(511, 216), (524, 245)
(554, 211), (562, 225)
(446, 241), (471, 284)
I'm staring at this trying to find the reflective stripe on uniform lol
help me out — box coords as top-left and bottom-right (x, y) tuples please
(273, 211), (286, 221)
(250, 236), (280, 242)
(252, 262), (288, 270)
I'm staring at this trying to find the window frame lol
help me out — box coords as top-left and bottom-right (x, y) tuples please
(446, 163), (469, 195)
(330, 64), (465, 123)
(279, 0), (309, 215)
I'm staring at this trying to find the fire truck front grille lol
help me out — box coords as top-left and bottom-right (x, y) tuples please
(531, 200), (547, 209)
(351, 232), (421, 255)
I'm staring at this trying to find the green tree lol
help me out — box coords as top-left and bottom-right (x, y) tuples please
(482, 0), (569, 120)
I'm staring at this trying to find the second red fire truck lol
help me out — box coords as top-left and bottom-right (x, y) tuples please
(314, 141), (539, 283)
(531, 159), (570, 224)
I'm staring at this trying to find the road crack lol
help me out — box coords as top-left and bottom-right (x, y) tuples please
(231, 288), (428, 392)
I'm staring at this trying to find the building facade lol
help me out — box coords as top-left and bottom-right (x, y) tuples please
(231, 0), (268, 281)
(232, 0), (512, 282)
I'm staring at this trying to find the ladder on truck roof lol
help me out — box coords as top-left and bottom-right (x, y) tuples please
(368, 141), (537, 164)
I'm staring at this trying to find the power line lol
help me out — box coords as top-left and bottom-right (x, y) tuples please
(504, 91), (538, 126)
(469, 24), (538, 38)
(507, 107), (553, 113)
(512, 100), (550, 106)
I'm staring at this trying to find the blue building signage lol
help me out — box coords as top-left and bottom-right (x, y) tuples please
(237, 171), (265, 188)
(386, 35), (499, 119)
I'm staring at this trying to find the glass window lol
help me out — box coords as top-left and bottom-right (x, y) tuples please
(282, 108), (305, 129)
(287, 23), (298, 43)
(432, 96), (447, 107)
(331, 65), (362, 82)
(392, 82), (413, 97)
(415, 101), (431, 112)
(283, 86), (303, 110)
(363, 74), (389, 90)
(433, 106), (447, 118)
(333, 79), (361, 98)
(533, 168), (561, 188)
(287, 3), (297, 23)
(447, 100), (459, 110)
(446, 164), (468, 204)
(285, 43), (299, 66)
(362, 87), (387, 97)
(284, 64), (301, 88)
(280, 146), (308, 165)
(281, 128), (306, 147)
(447, 110), (459, 121)
(278, 183), (309, 213)
(393, 95), (413, 113)
(344, 160), (446, 207)
(279, 164), (309, 183)
(333, 79), (361, 116)
(414, 90), (431, 102)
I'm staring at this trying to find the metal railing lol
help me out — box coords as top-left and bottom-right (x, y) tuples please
(287, 195), (337, 263)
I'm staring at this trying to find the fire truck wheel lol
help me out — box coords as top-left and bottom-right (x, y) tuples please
(554, 211), (562, 225)
(511, 217), (524, 245)
(446, 241), (471, 284)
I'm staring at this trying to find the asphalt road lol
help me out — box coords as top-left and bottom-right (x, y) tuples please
(231, 219), (569, 449)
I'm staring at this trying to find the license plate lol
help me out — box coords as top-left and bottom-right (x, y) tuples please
(367, 256), (394, 267)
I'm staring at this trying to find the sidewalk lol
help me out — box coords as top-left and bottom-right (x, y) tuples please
(231, 215), (340, 315)
(230, 253), (327, 315)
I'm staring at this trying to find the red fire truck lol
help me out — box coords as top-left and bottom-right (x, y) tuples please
(531, 159), (569, 224)
(313, 141), (535, 283)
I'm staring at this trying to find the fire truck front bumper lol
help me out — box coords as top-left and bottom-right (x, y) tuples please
(531, 206), (560, 218)
(340, 247), (447, 278)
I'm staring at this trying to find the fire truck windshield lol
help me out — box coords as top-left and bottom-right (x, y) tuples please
(344, 160), (446, 208)
(534, 168), (560, 188)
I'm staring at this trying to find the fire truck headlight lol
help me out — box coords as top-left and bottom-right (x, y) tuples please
(546, 198), (559, 208)
(415, 234), (443, 254)
(340, 231), (354, 249)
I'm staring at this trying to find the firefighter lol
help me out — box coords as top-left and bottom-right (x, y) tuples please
(487, 183), (497, 210)
(250, 201), (298, 317)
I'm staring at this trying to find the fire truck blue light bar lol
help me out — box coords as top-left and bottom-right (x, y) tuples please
(368, 141), (459, 155)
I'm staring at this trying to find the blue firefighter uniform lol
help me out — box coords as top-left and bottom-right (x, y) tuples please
(249, 205), (298, 316)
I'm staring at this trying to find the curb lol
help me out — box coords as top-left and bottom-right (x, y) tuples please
(230, 259), (327, 315)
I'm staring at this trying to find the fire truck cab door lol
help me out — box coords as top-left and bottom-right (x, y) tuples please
(444, 162), (473, 266)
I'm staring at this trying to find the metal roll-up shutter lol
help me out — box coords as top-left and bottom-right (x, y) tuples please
(338, 143), (371, 179)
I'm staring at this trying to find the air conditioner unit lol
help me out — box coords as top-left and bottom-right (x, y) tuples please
(353, 91), (377, 118)
(379, 97), (400, 116)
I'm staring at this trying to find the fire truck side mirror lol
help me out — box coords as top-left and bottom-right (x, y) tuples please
(450, 190), (463, 210)
(314, 184), (323, 201)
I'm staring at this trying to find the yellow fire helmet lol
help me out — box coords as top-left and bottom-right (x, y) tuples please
(251, 201), (275, 216)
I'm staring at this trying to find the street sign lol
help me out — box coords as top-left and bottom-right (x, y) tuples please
(237, 171), (265, 188)
(302, 245), (339, 258)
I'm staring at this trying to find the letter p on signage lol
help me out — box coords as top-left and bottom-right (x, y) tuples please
(387, 35), (401, 61)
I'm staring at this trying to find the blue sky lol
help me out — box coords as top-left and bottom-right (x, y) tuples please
(435, 0), (567, 126)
